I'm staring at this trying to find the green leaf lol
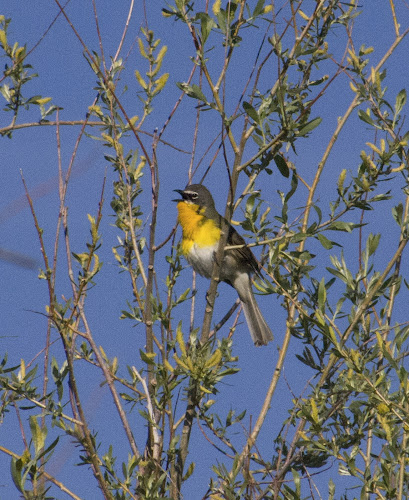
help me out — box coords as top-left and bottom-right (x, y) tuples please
(29, 416), (47, 454)
(215, 9), (227, 33)
(72, 252), (89, 268)
(38, 436), (59, 462)
(290, 232), (308, 243)
(176, 82), (208, 103)
(395, 88), (407, 115)
(357, 109), (375, 126)
(318, 278), (326, 313)
(175, 0), (186, 11)
(253, 0), (266, 17)
(326, 267), (346, 282)
(296, 347), (320, 370)
(297, 117), (322, 136)
(327, 221), (358, 232)
(285, 172), (298, 202)
(243, 101), (259, 123)
(175, 288), (191, 304)
(139, 349), (157, 365)
(292, 468), (301, 495)
(376, 332), (398, 371)
(367, 233), (380, 256)
(10, 457), (24, 493)
(190, 84), (207, 103)
(317, 233), (333, 249)
(183, 461), (196, 481)
(313, 205), (322, 225)
(197, 13), (215, 44)
(392, 202), (403, 226)
(274, 154), (289, 177)
(245, 192), (257, 213)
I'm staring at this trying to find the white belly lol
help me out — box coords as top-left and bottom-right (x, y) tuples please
(186, 242), (239, 286)
(186, 242), (217, 279)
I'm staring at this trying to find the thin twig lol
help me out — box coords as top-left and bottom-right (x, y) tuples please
(132, 367), (161, 460)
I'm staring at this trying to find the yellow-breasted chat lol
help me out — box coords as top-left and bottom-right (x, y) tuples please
(175, 184), (273, 346)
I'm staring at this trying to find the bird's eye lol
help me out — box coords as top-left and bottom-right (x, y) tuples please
(191, 192), (198, 200)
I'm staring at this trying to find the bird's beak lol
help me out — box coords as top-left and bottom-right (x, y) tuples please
(172, 189), (185, 202)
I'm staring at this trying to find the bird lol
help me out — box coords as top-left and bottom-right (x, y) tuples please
(174, 184), (273, 346)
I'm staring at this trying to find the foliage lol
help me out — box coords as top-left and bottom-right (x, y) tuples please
(1, 1), (409, 499)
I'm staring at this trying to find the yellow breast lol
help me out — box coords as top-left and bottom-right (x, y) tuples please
(177, 202), (221, 255)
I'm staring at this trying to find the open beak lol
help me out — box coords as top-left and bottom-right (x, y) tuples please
(172, 189), (185, 202)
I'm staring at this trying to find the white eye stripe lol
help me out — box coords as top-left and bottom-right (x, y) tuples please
(184, 190), (198, 199)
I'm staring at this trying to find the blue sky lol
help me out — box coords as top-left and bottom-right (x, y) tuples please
(1, 1), (409, 498)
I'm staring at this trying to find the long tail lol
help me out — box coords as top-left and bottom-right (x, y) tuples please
(234, 273), (274, 346)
